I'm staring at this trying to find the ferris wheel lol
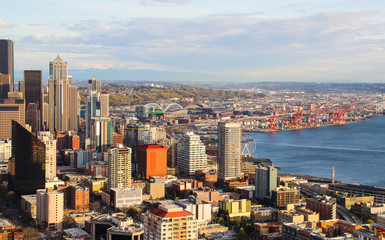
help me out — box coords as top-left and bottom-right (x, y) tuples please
(242, 135), (256, 157)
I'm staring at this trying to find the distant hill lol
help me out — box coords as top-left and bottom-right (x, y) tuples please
(81, 84), (266, 106)
(218, 82), (385, 93)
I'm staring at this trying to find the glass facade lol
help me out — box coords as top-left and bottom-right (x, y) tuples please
(8, 120), (46, 195)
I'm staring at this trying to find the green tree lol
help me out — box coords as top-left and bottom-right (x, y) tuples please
(126, 207), (138, 219)
(238, 227), (248, 239)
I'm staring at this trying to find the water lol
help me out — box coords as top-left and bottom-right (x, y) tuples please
(250, 115), (385, 187)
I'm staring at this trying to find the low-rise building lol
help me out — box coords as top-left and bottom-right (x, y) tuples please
(91, 213), (143, 240)
(68, 212), (100, 228)
(278, 206), (319, 223)
(271, 187), (300, 208)
(144, 177), (165, 200)
(0, 215), (23, 239)
(110, 188), (142, 209)
(199, 224), (228, 235)
(251, 206), (279, 222)
(62, 228), (90, 240)
(219, 199), (251, 218)
(174, 198), (212, 222)
(351, 202), (385, 222)
(328, 190), (374, 210)
(21, 194), (37, 219)
(192, 190), (223, 202)
(329, 183), (385, 204)
(82, 176), (107, 193)
(283, 219), (372, 240)
(84, 161), (107, 177)
(306, 196), (337, 220)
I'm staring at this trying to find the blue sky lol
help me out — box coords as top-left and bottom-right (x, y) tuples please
(1, 0), (385, 83)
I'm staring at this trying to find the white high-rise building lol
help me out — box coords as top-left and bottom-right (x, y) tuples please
(107, 145), (132, 189)
(218, 122), (241, 180)
(177, 132), (208, 175)
(36, 188), (64, 231)
(0, 137), (11, 162)
(37, 131), (57, 182)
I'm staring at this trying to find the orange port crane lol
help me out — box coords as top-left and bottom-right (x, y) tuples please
(331, 103), (355, 124)
(265, 110), (278, 131)
(286, 106), (303, 129)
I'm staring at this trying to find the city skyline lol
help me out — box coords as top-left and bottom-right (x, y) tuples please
(1, 0), (385, 83)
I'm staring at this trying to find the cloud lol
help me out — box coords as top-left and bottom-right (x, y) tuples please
(0, 19), (15, 28)
(16, 11), (385, 82)
(140, 0), (192, 6)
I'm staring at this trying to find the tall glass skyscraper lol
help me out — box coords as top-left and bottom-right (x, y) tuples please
(8, 120), (46, 195)
(24, 70), (43, 132)
(0, 40), (14, 92)
(48, 55), (72, 132)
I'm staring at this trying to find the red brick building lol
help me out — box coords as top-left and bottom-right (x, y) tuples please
(69, 185), (90, 213)
(112, 133), (123, 147)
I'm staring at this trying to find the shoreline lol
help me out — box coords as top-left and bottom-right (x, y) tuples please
(244, 119), (363, 133)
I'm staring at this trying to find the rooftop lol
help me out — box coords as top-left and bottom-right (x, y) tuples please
(150, 205), (193, 219)
(138, 144), (167, 149)
(63, 228), (89, 238)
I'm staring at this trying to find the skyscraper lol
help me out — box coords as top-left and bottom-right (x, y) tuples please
(100, 92), (109, 117)
(24, 70), (43, 132)
(0, 74), (10, 99)
(8, 121), (45, 195)
(0, 40), (14, 92)
(48, 55), (69, 132)
(177, 132), (208, 176)
(68, 85), (79, 130)
(85, 77), (108, 143)
(37, 132), (57, 182)
(0, 98), (25, 139)
(255, 165), (277, 200)
(218, 122), (241, 180)
(107, 145), (132, 189)
(89, 117), (113, 152)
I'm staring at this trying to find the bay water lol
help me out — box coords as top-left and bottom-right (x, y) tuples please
(250, 115), (385, 187)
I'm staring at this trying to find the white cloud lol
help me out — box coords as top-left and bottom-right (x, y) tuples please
(0, 19), (15, 28)
(140, 0), (192, 6)
(15, 10), (385, 82)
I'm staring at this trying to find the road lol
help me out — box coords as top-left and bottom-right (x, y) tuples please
(299, 186), (363, 225)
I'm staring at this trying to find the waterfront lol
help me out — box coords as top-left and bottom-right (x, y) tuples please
(250, 115), (385, 187)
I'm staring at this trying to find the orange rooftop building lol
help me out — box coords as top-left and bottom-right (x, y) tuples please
(138, 144), (167, 179)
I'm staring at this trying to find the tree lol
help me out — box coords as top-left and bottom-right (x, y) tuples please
(23, 227), (40, 240)
(238, 227), (248, 239)
(127, 207), (138, 219)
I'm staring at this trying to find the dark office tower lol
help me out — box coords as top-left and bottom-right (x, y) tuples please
(0, 74), (10, 99)
(8, 120), (46, 195)
(26, 103), (38, 133)
(0, 40), (14, 92)
(24, 70), (43, 132)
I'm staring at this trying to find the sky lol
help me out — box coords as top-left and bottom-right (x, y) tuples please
(1, 0), (385, 83)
